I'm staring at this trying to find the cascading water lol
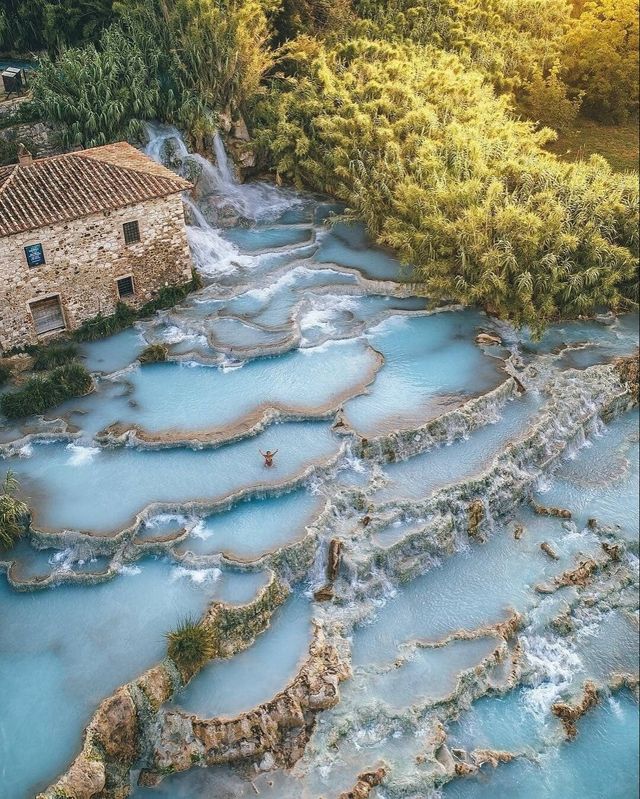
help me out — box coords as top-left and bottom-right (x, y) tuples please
(0, 126), (637, 799)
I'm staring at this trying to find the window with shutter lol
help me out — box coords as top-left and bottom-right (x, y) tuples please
(30, 296), (65, 335)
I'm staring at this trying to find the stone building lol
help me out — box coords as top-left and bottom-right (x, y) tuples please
(0, 142), (193, 351)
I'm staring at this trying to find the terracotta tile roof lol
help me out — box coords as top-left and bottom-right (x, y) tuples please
(0, 142), (192, 237)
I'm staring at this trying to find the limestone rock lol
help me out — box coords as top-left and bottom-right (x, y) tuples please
(338, 767), (386, 799)
(555, 558), (598, 588)
(143, 624), (350, 785)
(136, 664), (174, 712)
(92, 686), (139, 763)
(614, 352), (639, 397)
(471, 748), (514, 768)
(552, 680), (599, 739)
(454, 761), (478, 776)
(36, 757), (105, 799)
(532, 501), (571, 519)
(475, 332), (502, 346)
(540, 541), (560, 560)
(467, 500), (485, 540)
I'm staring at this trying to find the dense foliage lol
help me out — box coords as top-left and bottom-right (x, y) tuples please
(0, 0), (114, 53)
(256, 38), (638, 330)
(561, 0), (639, 121)
(29, 0), (275, 148)
(0, 361), (92, 419)
(0, 471), (29, 551)
(139, 344), (168, 364)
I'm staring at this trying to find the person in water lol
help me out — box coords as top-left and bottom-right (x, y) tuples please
(260, 449), (278, 467)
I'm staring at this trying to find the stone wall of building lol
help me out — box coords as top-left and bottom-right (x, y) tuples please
(0, 192), (193, 351)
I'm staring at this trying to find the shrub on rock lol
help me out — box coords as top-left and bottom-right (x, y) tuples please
(139, 344), (169, 364)
(166, 617), (217, 673)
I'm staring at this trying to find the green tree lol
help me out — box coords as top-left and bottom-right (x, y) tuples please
(520, 61), (584, 132)
(256, 38), (638, 333)
(562, 0), (639, 121)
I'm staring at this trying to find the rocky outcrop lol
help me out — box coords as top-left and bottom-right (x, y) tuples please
(471, 748), (515, 768)
(540, 541), (560, 560)
(552, 680), (599, 739)
(614, 352), (639, 399)
(467, 499), (485, 540)
(475, 332), (502, 346)
(314, 538), (344, 602)
(138, 622), (351, 786)
(532, 501), (572, 519)
(536, 557), (601, 594)
(342, 362), (635, 599)
(357, 378), (518, 463)
(338, 767), (387, 798)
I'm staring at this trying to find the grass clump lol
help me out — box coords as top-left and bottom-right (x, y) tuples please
(0, 471), (29, 550)
(0, 364), (11, 387)
(139, 344), (168, 364)
(72, 302), (138, 343)
(31, 342), (80, 371)
(166, 617), (217, 672)
(0, 362), (93, 420)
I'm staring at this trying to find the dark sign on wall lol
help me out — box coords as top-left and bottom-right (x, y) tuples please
(24, 243), (46, 267)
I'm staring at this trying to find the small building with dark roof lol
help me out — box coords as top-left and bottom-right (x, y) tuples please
(0, 142), (193, 350)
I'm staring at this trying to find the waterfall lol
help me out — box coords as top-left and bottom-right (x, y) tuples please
(212, 131), (236, 186)
(144, 123), (300, 223)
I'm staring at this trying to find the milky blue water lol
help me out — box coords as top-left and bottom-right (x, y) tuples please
(0, 132), (637, 799)
(0, 558), (263, 798)
(9, 421), (340, 533)
(176, 489), (322, 560)
(352, 510), (601, 667)
(171, 594), (313, 717)
(444, 691), (639, 799)
(110, 338), (379, 434)
(316, 221), (408, 281)
(374, 392), (542, 503)
(536, 409), (639, 539)
(344, 313), (504, 435)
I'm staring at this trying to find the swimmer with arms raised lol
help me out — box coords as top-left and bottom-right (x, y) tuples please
(260, 449), (278, 467)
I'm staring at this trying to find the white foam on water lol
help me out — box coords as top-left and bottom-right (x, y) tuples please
(521, 634), (583, 720)
(298, 295), (359, 335)
(219, 358), (245, 372)
(187, 217), (253, 278)
(298, 335), (365, 357)
(117, 564), (142, 576)
(50, 548), (76, 571)
(608, 696), (624, 719)
(170, 565), (221, 585)
(144, 513), (191, 531)
(242, 265), (314, 303)
(190, 520), (212, 540)
(65, 444), (100, 466)
(17, 443), (33, 458)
